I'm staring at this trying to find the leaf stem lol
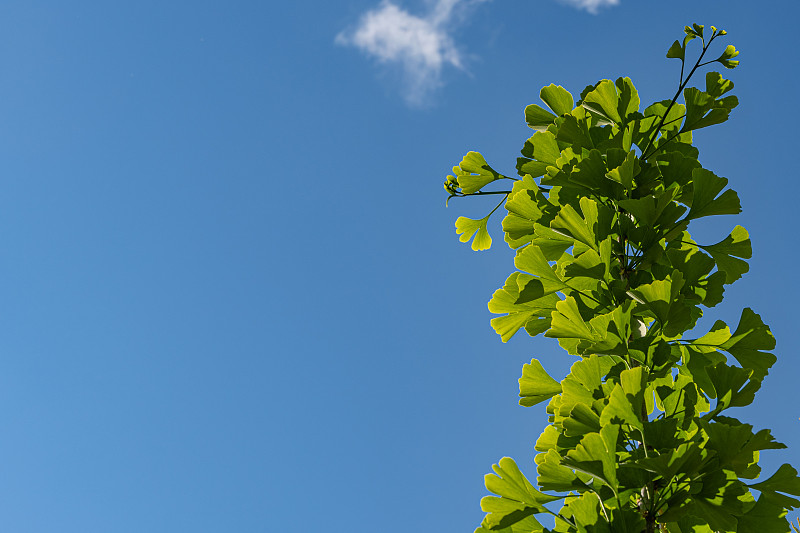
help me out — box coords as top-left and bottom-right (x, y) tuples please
(487, 194), (509, 217)
(546, 509), (577, 529)
(593, 490), (612, 523)
(451, 190), (513, 198)
(642, 34), (718, 159)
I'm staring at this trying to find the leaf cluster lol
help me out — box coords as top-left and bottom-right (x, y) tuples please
(443, 25), (799, 533)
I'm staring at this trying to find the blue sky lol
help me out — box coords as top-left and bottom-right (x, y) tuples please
(0, 0), (797, 531)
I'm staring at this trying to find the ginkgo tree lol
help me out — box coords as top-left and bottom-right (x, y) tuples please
(443, 24), (800, 533)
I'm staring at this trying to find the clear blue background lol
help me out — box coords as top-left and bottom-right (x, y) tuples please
(0, 1), (796, 531)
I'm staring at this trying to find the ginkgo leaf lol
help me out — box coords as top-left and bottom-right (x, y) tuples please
(681, 78), (738, 133)
(666, 39), (685, 60)
(706, 362), (758, 412)
(474, 514), (549, 533)
(546, 297), (595, 341)
(518, 131), (561, 178)
(488, 273), (560, 342)
(515, 245), (566, 288)
(456, 216), (492, 251)
(519, 359), (562, 407)
(627, 271), (684, 328)
(686, 168), (741, 219)
(748, 464), (800, 507)
(555, 112), (594, 151)
(454, 152), (506, 194)
(524, 104), (557, 132)
(540, 84), (574, 116)
(551, 201), (598, 250)
(480, 457), (561, 531)
(568, 149), (608, 193)
(719, 308), (777, 379)
(503, 177), (545, 248)
(698, 225), (751, 283)
(654, 150), (700, 188)
(681, 469), (750, 532)
(562, 425), (620, 491)
(536, 449), (586, 493)
(605, 149), (639, 190)
(599, 384), (642, 430)
(736, 496), (790, 533)
(614, 77), (641, 123)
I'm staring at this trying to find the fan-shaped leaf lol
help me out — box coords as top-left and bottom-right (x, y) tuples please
(456, 215), (492, 251)
(519, 359), (562, 407)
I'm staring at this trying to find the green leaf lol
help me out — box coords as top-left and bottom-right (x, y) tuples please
(706, 72), (735, 99)
(563, 248), (606, 284)
(454, 152), (506, 194)
(618, 187), (682, 228)
(456, 215), (492, 251)
(720, 308), (777, 380)
(657, 373), (710, 429)
(562, 425), (620, 491)
(605, 149), (639, 189)
(546, 297), (595, 341)
(502, 177), (546, 248)
(518, 131), (560, 178)
(474, 514), (550, 533)
(555, 112), (594, 151)
(686, 168), (741, 220)
(568, 355), (615, 395)
(654, 150), (700, 188)
(620, 366), (647, 406)
(749, 464), (800, 508)
(557, 376), (596, 420)
(569, 149), (614, 195)
(681, 74), (738, 133)
(550, 199), (598, 250)
(707, 362), (758, 412)
(529, 224), (574, 260)
(667, 39), (685, 60)
(614, 77), (640, 123)
(519, 359), (562, 407)
(581, 79), (621, 124)
(702, 418), (772, 478)
(515, 245), (568, 289)
(736, 496), (790, 533)
(634, 441), (707, 481)
(534, 424), (581, 455)
(480, 457), (561, 530)
(687, 469), (751, 532)
(525, 104), (557, 132)
(562, 402), (601, 437)
(599, 384), (642, 430)
(536, 450), (586, 493)
(716, 45), (740, 69)
(558, 493), (613, 533)
(680, 345), (726, 399)
(698, 225), (751, 283)
(540, 84), (574, 116)
(488, 272), (560, 342)
(627, 271), (686, 333)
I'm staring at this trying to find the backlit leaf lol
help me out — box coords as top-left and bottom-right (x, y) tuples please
(456, 215), (492, 251)
(519, 359), (562, 407)
(480, 457), (561, 530)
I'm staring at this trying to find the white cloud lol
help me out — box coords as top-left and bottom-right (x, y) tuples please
(558, 0), (619, 14)
(335, 0), (479, 106)
(337, 0), (620, 106)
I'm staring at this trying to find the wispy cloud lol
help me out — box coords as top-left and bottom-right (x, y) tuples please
(337, 0), (620, 106)
(335, 0), (478, 107)
(558, 0), (619, 14)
